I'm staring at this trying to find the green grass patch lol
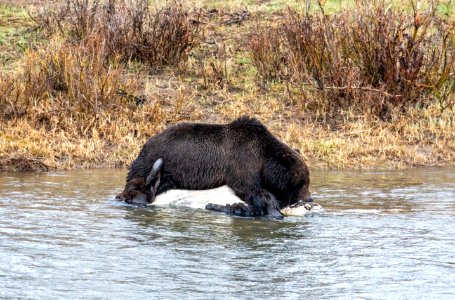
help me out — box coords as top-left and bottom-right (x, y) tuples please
(0, 4), (28, 20)
(0, 4), (43, 69)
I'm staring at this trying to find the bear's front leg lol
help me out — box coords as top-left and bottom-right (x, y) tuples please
(245, 189), (283, 219)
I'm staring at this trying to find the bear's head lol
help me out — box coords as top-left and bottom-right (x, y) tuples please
(115, 177), (149, 205)
(116, 158), (163, 205)
(285, 150), (313, 207)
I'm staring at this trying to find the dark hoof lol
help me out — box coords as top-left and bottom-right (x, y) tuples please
(205, 203), (222, 211)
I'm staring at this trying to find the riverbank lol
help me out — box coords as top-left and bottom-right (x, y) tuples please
(1, 1), (454, 171)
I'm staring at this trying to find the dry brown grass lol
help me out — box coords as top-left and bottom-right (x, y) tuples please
(0, 0), (455, 171)
(0, 6), (203, 170)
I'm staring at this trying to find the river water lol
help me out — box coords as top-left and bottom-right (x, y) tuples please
(1, 168), (454, 299)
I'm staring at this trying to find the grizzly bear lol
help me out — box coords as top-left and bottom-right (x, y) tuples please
(116, 116), (313, 219)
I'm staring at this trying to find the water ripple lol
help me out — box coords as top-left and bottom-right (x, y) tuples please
(0, 168), (454, 299)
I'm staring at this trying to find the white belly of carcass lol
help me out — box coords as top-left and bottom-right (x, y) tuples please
(153, 185), (241, 209)
(152, 185), (321, 216)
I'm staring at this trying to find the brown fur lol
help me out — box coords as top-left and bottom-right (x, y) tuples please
(118, 116), (312, 219)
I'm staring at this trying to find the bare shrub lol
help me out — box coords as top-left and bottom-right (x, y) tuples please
(250, 1), (455, 119)
(343, 1), (455, 115)
(249, 27), (287, 82)
(31, 0), (200, 69)
(0, 38), (135, 125)
(199, 42), (228, 89)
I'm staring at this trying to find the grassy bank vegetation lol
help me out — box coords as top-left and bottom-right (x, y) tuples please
(0, 0), (454, 171)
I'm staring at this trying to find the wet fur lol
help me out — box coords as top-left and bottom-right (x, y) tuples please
(118, 116), (311, 219)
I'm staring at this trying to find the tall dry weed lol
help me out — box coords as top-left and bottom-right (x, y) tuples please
(31, 0), (200, 69)
(249, 27), (287, 82)
(0, 39), (138, 130)
(250, 0), (455, 119)
(199, 42), (229, 89)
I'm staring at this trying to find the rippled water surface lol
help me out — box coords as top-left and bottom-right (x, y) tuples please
(1, 168), (455, 299)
